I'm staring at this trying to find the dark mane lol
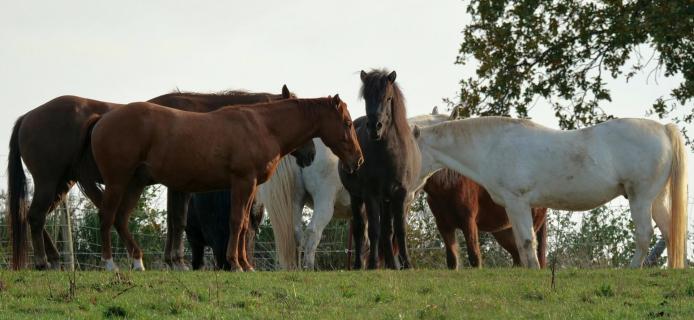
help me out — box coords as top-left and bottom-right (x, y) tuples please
(163, 88), (283, 99)
(358, 69), (410, 134)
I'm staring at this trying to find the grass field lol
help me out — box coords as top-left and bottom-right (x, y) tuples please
(1, 268), (693, 319)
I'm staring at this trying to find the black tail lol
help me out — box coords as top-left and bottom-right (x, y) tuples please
(75, 115), (104, 208)
(8, 116), (28, 270)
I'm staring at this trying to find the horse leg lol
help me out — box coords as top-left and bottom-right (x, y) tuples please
(365, 197), (381, 269)
(239, 211), (256, 271)
(439, 227), (458, 269)
(427, 194), (459, 270)
(628, 197), (655, 268)
(42, 229), (61, 270)
(492, 228), (522, 266)
(189, 237), (205, 270)
(113, 182), (146, 271)
(302, 190), (337, 270)
(26, 183), (61, 270)
(99, 184), (127, 271)
(535, 218), (548, 268)
(391, 192), (410, 269)
(461, 217), (482, 268)
(380, 201), (398, 269)
(166, 189), (192, 270)
(350, 195), (366, 270)
(292, 185), (306, 253)
(226, 176), (257, 272)
(504, 200), (540, 269)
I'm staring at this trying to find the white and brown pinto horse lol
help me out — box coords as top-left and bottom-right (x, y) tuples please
(414, 117), (687, 268)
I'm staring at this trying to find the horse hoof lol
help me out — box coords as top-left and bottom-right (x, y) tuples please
(244, 267), (256, 272)
(132, 258), (146, 271)
(102, 258), (120, 271)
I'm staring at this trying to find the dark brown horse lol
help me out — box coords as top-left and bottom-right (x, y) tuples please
(90, 96), (363, 271)
(8, 86), (313, 270)
(424, 169), (548, 269)
(339, 69), (421, 270)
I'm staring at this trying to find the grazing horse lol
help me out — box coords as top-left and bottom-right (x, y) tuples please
(90, 96), (363, 271)
(7, 86), (314, 270)
(424, 169), (548, 269)
(186, 192), (265, 270)
(339, 69), (421, 270)
(414, 117), (688, 268)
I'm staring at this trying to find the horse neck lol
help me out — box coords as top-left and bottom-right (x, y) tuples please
(258, 100), (322, 156)
(382, 97), (415, 148)
(418, 122), (487, 185)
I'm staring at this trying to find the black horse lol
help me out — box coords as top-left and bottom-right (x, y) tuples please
(186, 149), (315, 270)
(339, 69), (421, 269)
(186, 192), (264, 270)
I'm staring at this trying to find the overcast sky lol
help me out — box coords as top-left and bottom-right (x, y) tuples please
(1, 1), (689, 200)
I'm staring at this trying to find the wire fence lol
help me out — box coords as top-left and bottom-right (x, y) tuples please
(1, 196), (693, 271)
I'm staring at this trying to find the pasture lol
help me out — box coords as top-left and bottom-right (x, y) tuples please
(1, 269), (694, 319)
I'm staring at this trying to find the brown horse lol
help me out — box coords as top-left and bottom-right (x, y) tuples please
(90, 95), (363, 271)
(424, 169), (547, 269)
(8, 86), (310, 270)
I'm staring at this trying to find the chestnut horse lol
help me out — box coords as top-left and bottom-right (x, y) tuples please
(7, 86), (313, 270)
(90, 96), (363, 271)
(424, 169), (547, 269)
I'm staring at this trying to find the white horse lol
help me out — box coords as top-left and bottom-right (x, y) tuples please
(259, 111), (449, 270)
(413, 117), (688, 268)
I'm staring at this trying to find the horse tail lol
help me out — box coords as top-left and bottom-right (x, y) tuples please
(535, 208), (548, 268)
(256, 156), (301, 270)
(665, 123), (688, 268)
(8, 115), (28, 270)
(75, 115), (104, 207)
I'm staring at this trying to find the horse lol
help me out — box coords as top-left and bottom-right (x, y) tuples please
(7, 85), (314, 270)
(90, 95), (363, 271)
(256, 109), (450, 270)
(424, 169), (548, 269)
(339, 69), (421, 270)
(413, 117), (688, 268)
(186, 192), (265, 270)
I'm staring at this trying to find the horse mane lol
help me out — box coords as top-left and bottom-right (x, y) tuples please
(358, 69), (410, 134)
(427, 116), (542, 140)
(427, 168), (463, 189)
(165, 88), (283, 99)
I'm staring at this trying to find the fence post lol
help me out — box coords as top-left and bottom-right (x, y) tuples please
(60, 193), (75, 271)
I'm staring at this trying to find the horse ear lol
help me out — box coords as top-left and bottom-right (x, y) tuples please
(387, 71), (397, 83)
(360, 70), (367, 82)
(413, 125), (421, 139)
(431, 106), (439, 115)
(332, 94), (341, 108)
(282, 84), (291, 99)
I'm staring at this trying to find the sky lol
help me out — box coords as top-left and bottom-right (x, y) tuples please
(0, 1), (691, 218)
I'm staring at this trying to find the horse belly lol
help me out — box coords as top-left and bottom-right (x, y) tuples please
(531, 183), (622, 211)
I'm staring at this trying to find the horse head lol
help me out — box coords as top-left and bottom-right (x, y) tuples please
(360, 69), (398, 141)
(320, 94), (363, 173)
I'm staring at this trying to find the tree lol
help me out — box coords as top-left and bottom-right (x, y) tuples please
(452, 0), (693, 135)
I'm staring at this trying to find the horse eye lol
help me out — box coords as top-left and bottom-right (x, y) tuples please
(345, 120), (352, 127)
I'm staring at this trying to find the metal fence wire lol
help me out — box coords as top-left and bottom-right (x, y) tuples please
(0, 192), (693, 271)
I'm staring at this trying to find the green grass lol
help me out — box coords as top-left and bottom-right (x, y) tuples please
(1, 269), (693, 319)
